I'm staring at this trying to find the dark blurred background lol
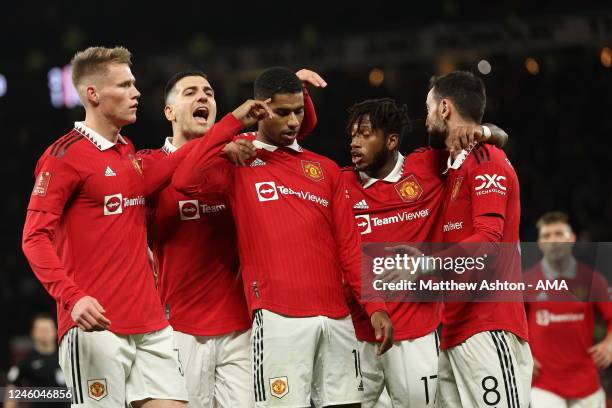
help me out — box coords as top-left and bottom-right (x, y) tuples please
(1, 0), (611, 393)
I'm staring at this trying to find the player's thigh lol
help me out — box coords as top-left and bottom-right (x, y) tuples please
(252, 309), (319, 408)
(127, 326), (188, 406)
(383, 330), (439, 407)
(214, 329), (253, 408)
(435, 348), (462, 408)
(58, 327), (134, 407)
(570, 388), (606, 408)
(173, 330), (215, 408)
(530, 387), (567, 408)
(445, 330), (532, 408)
(311, 315), (362, 408)
(372, 388), (392, 408)
(358, 341), (384, 408)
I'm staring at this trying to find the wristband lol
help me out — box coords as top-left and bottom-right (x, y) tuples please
(482, 125), (492, 139)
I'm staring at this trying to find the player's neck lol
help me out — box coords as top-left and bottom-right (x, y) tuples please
(365, 151), (398, 180)
(545, 255), (572, 273)
(170, 133), (190, 149)
(447, 118), (478, 159)
(83, 114), (121, 144)
(34, 342), (56, 355)
(255, 131), (281, 147)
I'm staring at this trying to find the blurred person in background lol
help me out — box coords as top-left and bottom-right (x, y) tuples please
(524, 211), (612, 407)
(5, 313), (68, 408)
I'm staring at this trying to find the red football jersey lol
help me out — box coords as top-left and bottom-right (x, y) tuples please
(173, 128), (387, 319)
(524, 260), (612, 398)
(23, 122), (172, 341)
(343, 148), (446, 342)
(440, 143), (528, 349)
(137, 134), (250, 336)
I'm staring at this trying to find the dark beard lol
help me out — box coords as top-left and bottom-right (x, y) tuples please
(362, 148), (392, 176)
(428, 129), (447, 149)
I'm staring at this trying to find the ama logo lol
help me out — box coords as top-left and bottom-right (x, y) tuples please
(255, 182), (279, 202)
(104, 194), (123, 215)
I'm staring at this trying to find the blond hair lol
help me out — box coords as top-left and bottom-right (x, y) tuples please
(71, 46), (132, 88)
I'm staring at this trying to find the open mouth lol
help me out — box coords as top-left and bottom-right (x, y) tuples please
(351, 151), (363, 165)
(192, 106), (209, 125)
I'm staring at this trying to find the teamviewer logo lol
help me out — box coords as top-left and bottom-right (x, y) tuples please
(104, 194), (123, 215)
(178, 200), (200, 220)
(535, 309), (550, 326)
(355, 214), (372, 235)
(255, 182), (279, 202)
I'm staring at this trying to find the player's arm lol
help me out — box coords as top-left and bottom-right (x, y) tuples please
(22, 158), (110, 332)
(462, 158), (511, 244)
(446, 123), (508, 154)
(588, 273), (612, 368)
(330, 167), (394, 354)
(295, 68), (325, 139)
(172, 99), (273, 196)
(138, 141), (197, 197)
(416, 159), (512, 286)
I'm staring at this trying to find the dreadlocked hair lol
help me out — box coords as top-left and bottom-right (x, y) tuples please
(346, 98), (412, 143)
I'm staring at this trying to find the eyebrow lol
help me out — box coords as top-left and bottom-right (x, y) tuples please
(183, 85), (214, 93)
(275, 104), (304, 111)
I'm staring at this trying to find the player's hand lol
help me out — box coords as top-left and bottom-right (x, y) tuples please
(588, 339), (612, 369)
(532, 357), (542, 378)
(232, 99), (275, 128)
(371, 311), (394, 355)
(71, 296), (111, 332)
(295, 69), (327, 88)
(384, 245), (424, 277)
(446, 124), (488, 155)
(222, 139), (257, 166)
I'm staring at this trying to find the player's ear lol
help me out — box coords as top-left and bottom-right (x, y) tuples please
(440, 98), (451, 120)
(386, 133), (399, 151)
(85, 85), (99, 105)
(164, 104), (176, 122)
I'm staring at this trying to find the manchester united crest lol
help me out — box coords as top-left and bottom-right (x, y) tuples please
(394, 175), (423, 202)
(451, 176), (464, 201)
(301, 160), (324, 182)
(270, 376), (289, 399)
(87, 379), (108, 401)
(129, 155), (144, 176)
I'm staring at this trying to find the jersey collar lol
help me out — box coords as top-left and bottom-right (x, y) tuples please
(74, 122), (128, 151)
(253, 139), (303, 153)
(443, 142), (483, 174)
(360, 153), (405, 189)
(161, 137), (178, 155)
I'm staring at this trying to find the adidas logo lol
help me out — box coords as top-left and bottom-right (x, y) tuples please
(250, 158), (267, 167)
(353, 199), (369, 210)
(104, 166), (116, 177)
